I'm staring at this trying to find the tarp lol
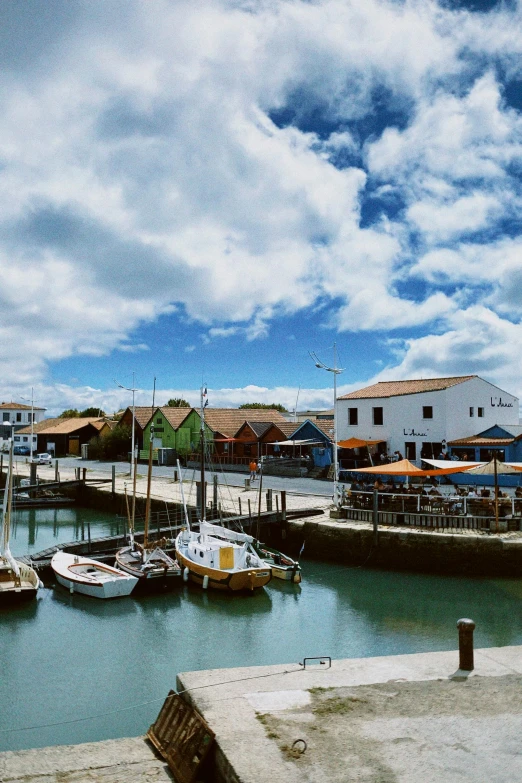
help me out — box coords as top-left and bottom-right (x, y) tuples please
(351, 458), (470, 477)
(465, 459), (522, 475)
(272, 439), (324, 446)
(337, 437), (385, 449)
(422, 459), (481, 470)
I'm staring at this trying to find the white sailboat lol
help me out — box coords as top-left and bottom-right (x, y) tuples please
(51, 551), (138, 599)
(0, 439), (41, 604)
(175, 388), (271, 592)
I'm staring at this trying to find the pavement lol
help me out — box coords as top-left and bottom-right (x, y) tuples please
(10, 457), (333, 517)
(177, 645), (522, 783)
(0, 737), (172, 783)
(2, 647), (522, 782)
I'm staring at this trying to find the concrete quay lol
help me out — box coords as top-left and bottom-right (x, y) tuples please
(3, 647), (522, 782)
(177, 645), (522, 783)
(0, 737), (172, 783)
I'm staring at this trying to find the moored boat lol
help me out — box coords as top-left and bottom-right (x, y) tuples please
(252, 541), (302, 583)
(52, 550), (139, 599)
(115, 386), (182, 592)
(176, 521), (271, 592)
(0, 439), (41, 605)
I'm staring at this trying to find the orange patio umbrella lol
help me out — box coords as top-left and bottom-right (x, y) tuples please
(352, 458), (470, 477)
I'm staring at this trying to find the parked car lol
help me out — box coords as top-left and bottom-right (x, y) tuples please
(31, 453), (53, 465)
(13, 445), (31, 456)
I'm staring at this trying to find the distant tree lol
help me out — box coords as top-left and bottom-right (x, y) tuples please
(59, 408), (80, 418)
(166, 398), (190, 408)
(238, 403), (288, 413)
(88, 425), (132, 461)
(80, 407), (105, 417)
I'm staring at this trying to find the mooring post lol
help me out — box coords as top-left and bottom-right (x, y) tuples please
(30, 462), (37, 493)
(238, 496), (242, 516)
(457, 618), (475, 671)
(54, 460), (58, 481)
(157, 511), (160, 539)
(266, 488), (273, 512)
(173, 468), (178, 483)
(112, 465), (116, 497)
(82, 467), (87, 483)
(213, 475), (218, 517)
(281, 491), (287, 522)
(276, 494), (280, 520)
(0, 454), (3, 475)
(373, 489), (379, 546)
(87, 520), (91, 553)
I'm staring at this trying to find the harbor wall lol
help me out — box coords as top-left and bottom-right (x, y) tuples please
(288, 518), (522, 577)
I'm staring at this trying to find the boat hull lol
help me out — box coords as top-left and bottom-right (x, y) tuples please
(175, 547), (272, 592)
(270, 563), (302, 583)
(0, 560), (40, 604)
(52, 552), (138, 599)
(115, 547), (182, 593)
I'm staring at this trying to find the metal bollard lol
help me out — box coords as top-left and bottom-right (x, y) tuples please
(457, 618), (475, 671)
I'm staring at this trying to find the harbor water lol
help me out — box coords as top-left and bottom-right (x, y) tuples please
(2, 506), (522, 752)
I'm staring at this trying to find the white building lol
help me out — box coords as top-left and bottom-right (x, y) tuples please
(0, 401), (47, 452)
(336, 376), (519, 462)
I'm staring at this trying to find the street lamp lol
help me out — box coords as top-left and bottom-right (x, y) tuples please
(20, 388), (36, 458)
(115, 372), (138, 480)
(310, 343), (344, 508)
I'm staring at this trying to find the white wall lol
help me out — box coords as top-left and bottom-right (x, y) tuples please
(336, 377), (519, 461)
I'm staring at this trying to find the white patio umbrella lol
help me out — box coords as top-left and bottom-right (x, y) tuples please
(464, 457), (522, 531)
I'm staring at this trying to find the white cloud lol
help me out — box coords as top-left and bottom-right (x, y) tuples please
(0, 0), (521, 403)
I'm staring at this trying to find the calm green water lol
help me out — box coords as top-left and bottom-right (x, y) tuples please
(2, 507), (522, 752)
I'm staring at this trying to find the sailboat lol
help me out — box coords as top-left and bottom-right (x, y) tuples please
(0, 439), (41, 604)
(115, 385), (181, 592)
(175, 387), (272, 592)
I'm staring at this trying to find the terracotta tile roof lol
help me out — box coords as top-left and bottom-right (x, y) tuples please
(339, 376), (477, 400)
(204, 409), (287, 437)
(273, 422), (301, 437)
(121, 406), (155, 429)
(17, 417), (102, 435)
(309, 419), (335, 439)
(158, 406), (193, 429)
(0, 401), (46, 410)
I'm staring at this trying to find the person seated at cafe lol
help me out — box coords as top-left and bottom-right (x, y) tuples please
(481, 489), (491, 498)
(515, 487), (522, 498)
(374, 478), (385, 491)
(468, 487), (479, 498)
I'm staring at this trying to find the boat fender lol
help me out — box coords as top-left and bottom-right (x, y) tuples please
(69, 583), (74, 594)
(183, 567), (189, 582)
(202, 574), (209, 590)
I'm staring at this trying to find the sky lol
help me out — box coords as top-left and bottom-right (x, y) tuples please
(1, 0), (522, 416)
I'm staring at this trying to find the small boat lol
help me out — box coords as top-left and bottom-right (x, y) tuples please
(176, 521), (272, 592)
(0, 439), (41, 605)
(174, 389), (271, 592)
(115, 385), (181, 592)
(252, 541), (302, 583)
(51, 550), (139, 599)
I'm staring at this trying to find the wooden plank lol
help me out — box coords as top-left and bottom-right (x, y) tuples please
(148, 691), (214, 783)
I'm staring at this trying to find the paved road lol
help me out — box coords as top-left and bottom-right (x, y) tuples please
(13, 456), (334, 498)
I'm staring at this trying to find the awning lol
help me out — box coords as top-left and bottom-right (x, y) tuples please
(422, 459), (482, 470)
(337, 437), (385, 449)
(272, 439), (325, 446)
(352, 458), (470, 477)
(213, 438), (239, 442)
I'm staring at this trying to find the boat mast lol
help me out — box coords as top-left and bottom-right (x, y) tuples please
(200, 385), (206, 523)
(2, 439), (20, 577)
(143, 377), (156, 550)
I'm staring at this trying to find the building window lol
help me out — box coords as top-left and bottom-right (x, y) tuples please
(156, 417), (162, 425)
(422, 406), (433, 419)
(14, 436), (20, 442)
(469, 407), (474, 417)
(23, 437), (28, 442)
(16, 413), (21, 422)
(348, 408), (358, 425)
(2, 413), (9, 422)
(478, 407), (484, 417)
(373, 407), (383, 426)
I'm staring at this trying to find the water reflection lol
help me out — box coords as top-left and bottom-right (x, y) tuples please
(2, 509), (522, 754)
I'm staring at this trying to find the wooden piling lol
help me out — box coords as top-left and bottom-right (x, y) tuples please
(112, 465), (116, 497)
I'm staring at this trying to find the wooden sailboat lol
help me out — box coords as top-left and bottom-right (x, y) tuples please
(0, 440), (41, 604)
(175, 387), (271, 592)
(115, 387), (181, 592)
